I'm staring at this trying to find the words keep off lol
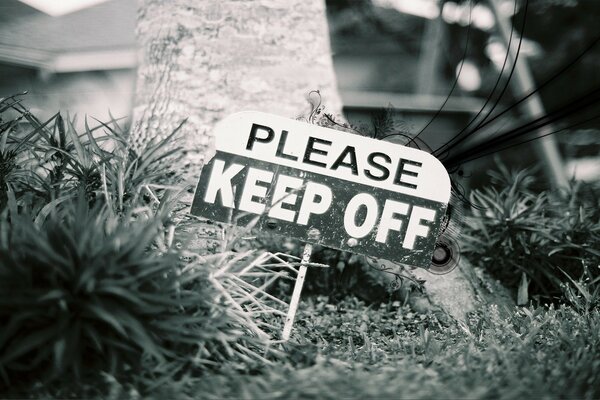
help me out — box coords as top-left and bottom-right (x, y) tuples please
(191, 112), (451, 268)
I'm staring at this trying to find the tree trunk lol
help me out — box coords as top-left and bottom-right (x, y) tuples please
(131, 0), (514, 323)
(131, 0), (342, 171)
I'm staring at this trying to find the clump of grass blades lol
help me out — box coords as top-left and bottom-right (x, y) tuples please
(0, 93), (185, 216)
(0, 197), (182, 387)
(462, 163), (600, 309)
(0, 193), (286, 396)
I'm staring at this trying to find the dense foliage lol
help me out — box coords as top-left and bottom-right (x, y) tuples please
(0, 94), (185, 215)
(462, 163), (600, 309)
(2, 199), (206, 385)
(0, 96), (281, 395)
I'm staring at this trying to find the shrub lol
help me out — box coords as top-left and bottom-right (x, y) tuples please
(462, 164), (600, 309)
(0, 94), (186, 216)
(0, 195), (289, 397)
(0, 97), (284, 396)
(0, 198), (180, 386)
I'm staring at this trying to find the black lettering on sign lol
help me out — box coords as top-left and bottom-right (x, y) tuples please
(394, 159), (422, 189)
(331, 146), (359, 175)
(192, 112), (453, 269)
(247, 123), (275, 150)
(275, 130), (298, 161)
(303, 137), (331, 167)
(365, 152), (391, 181)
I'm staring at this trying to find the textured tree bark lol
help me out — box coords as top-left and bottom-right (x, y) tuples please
(131, 0), (342, 171)
(131, 0), (513, 323)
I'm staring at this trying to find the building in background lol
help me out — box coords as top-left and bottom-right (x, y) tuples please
(0, 0), (136, 123)
(327, 0), (600, 184)
(327, 0), (487, 153)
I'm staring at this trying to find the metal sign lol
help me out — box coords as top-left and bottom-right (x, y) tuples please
(191, 111), (451, 269)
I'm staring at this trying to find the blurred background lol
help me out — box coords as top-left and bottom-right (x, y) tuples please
(0, 0), (598, 186)
(0, 0), (136, 122)
(326, 0), (600, 187)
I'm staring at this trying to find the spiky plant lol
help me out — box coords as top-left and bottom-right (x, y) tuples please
(0, 195), (286, 394)
(462, 164), (600, 308)
(0, 198), (168, 383)
(0, 97), (288, 396)
(0, 93), (187, 217)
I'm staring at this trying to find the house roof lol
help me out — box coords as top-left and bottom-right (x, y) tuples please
(0, 0), (136, 72)
(16, 0), (114, 17)
(0, 0), (39, 24)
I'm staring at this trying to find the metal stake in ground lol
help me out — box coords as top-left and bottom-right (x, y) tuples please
(282, 243), (313, 340)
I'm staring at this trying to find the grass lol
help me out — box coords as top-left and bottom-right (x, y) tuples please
(131, 297), (600, 399)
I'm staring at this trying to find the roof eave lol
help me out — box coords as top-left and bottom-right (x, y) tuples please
(0, 44), (137, 72)
(341, 90), (485, 114)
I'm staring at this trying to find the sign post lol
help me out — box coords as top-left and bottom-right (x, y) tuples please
(191, 111), (452, 339)
(282, 243), (312, 340)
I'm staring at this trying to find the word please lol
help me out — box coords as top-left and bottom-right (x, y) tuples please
(204, 160), (436, 249)
(246, 124), (423, 190)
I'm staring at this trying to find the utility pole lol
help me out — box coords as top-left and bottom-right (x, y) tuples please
(416, 15), (444, 95)
(487, 0), (569, 190)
